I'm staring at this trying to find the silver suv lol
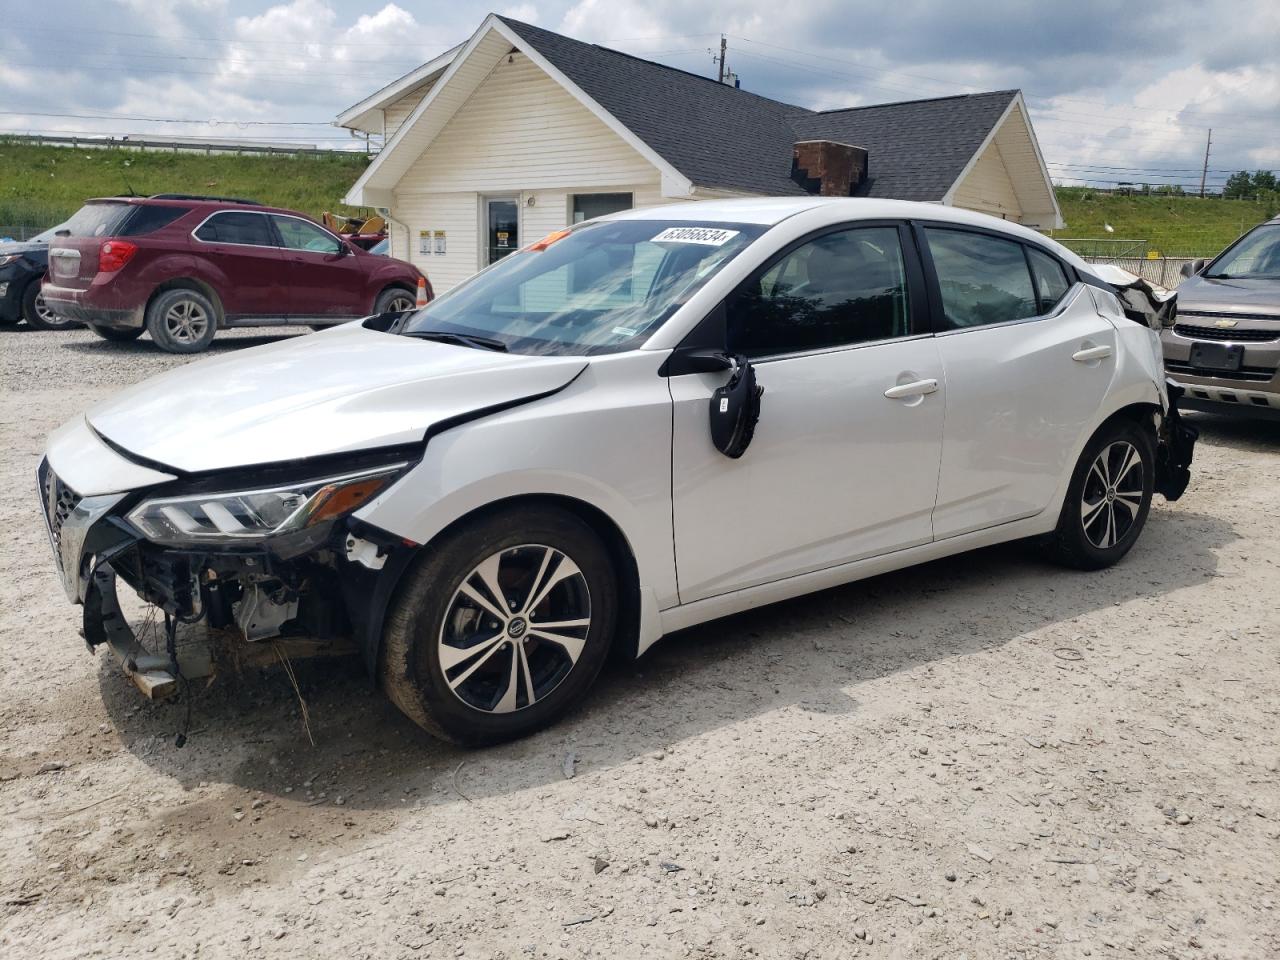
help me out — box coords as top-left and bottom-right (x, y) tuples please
(1163, 217), (1280, 417)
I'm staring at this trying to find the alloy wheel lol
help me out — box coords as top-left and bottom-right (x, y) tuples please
(388, 294), (416, 313)
(164, 299), (210, 344)
(1080, 440), (1144, 549)
(33, 293), (60, 326)
(438, 544), (591, 713)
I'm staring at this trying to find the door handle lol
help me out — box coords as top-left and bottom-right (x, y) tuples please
(1072, 344), (1113, 362)
(883, 378), (939, 400)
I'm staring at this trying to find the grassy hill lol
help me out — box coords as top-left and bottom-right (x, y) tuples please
(1053, 187), (1276, 258)
(0, 140), (374, 236)
(2, 140), (1272, 257)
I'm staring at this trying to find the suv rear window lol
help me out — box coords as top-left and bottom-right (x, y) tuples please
(119, 205), (191, 236)
(63, 203), (132, 238)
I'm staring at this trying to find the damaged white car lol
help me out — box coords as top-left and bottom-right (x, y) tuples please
(39, 198), (1196, 745)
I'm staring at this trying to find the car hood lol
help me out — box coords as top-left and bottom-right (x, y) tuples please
(0, 240), (47, 257)
(1177, 275), (1280, 316)
(87, 324), (588, 474)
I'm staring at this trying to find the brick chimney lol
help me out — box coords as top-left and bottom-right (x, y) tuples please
(790, 140), (868, 196)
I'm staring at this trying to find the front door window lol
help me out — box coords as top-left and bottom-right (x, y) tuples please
(486, 199), (519, 265)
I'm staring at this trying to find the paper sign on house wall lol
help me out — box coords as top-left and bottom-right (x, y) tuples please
(419, 230), (431, 256)
(433, 231), (446, 255)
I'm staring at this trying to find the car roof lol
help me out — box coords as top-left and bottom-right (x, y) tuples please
(82, 196), (317, 219)
(603, 197), (1094, 274)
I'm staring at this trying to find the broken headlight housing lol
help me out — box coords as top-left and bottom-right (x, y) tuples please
(125, 464), (406, 547)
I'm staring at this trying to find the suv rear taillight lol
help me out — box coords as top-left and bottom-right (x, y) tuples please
(98, 240), (138, 273)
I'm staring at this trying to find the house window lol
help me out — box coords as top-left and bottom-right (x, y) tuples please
(572, 193), (632, 224)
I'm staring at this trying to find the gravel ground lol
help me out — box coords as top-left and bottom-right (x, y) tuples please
(1, 325), (1278, 960)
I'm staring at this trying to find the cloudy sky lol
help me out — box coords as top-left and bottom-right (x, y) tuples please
(2, 0), (1277, 191)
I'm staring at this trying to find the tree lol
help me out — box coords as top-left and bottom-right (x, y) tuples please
(1223, 171), (1253, 198)
(1253, 170), (1278, 192)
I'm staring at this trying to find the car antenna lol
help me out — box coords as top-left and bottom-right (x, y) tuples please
(121, 173), (139, 198)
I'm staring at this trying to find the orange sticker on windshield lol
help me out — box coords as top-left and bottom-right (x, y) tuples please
(528, 229), (571, 252)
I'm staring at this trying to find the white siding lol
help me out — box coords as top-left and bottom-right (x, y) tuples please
(951, 140), (1021, 220)
(383, 83), (434, 141)
(950, 102), (1058, 227)
(400, 52), (658, 193)
(390, 191), (482, 292)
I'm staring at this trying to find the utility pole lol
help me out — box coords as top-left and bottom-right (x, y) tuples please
(717, 35), (727, 84)
(1199, 128), (1212, 198)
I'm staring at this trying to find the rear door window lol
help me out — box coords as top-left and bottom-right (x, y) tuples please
(194, 212), (275, 246)
(119, 205), (191, 236)
(1027, 247), (1071, 313)
(924, 228), (1038, 329)
(62, 203), (132, 238)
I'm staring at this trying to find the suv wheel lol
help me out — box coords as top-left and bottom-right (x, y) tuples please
(380, 506), (617, 745)
(1043, 418), (1155, 570)
(146, 288), (218, 353)
(22, 283), (79, 331)
(374, 287), (417, 315)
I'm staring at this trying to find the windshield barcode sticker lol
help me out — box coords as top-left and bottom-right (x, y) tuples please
(651, 227), (740, 246)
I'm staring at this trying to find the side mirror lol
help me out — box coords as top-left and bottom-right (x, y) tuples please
(1181, 258), (1207, 278)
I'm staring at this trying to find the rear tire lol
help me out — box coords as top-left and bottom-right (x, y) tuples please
(145, 288), (218, 354)
(373, 286), (418, 315)
(89, 324), (144, 343)
(381, 506), (617, 745)
(1043, 418), (1155, 570)
(22, 282), (78, 330)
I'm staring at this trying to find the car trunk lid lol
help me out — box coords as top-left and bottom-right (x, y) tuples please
(46, 200), (136, 290)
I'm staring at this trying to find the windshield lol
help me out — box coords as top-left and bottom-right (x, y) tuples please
(1206, 223), (1280, 279)
(402, 219), (766, 355)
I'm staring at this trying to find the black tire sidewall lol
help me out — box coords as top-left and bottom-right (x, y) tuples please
(146, 288), (218, 353)
(374, 287), (416, 315)
(1057, 419), (1156, 569)
(386, 508), (617, 745)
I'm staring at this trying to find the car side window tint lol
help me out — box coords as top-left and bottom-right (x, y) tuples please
(195, 212), (274, 247)
(120, 205), (191, 236)
(1027, 247), (1071, 313)
(272, 216), (342, 255)
(924, 228), (1037, 329)
(729, 226), (911, 358)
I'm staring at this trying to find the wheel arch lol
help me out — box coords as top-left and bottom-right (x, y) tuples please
(145, 278), (225, 327)
(361, 492), (646, 679)
(373, 281), (418, 311)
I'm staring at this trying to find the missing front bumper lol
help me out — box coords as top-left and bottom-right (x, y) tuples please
(1155, 382), (1199, 502)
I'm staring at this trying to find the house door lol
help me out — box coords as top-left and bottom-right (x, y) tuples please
(485, 198), (519, 265)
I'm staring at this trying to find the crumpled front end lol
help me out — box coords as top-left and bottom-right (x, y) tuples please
(36, 436), (418, 703)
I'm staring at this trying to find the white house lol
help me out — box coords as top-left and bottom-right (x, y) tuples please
(336, 14), (1063, 292)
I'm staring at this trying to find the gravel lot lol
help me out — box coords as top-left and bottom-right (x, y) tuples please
(2, 325), (1278, 960)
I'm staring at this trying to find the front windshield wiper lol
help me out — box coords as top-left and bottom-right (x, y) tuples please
(403, 330), (508, 352)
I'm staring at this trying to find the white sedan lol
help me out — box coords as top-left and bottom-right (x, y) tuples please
(39, 198), (1196, 744)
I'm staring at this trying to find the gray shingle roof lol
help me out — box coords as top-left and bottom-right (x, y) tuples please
(499, 17), (1017, 200)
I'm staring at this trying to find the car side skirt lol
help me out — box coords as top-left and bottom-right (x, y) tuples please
(656, 510), (1056, 638)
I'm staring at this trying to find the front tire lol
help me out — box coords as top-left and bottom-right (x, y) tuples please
(22, 282), (78, 330)
(89, 324), (145, 343)
(373, 286), (418, 315)
(1044, 418), (1155, 570)
(146, 288), (218, 353)
(381, 506), (617, 745)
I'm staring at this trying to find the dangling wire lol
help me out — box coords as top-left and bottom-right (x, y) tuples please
(164, 611), (192, 748)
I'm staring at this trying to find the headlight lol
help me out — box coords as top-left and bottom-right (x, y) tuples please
(0, 254), (21, 267)
(125, 464), (406, 546)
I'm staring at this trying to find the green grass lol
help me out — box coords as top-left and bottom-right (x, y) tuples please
(0, 140), (373, 233)
(1053, 187), (1278, 257)
(2, 141), (1273, 257)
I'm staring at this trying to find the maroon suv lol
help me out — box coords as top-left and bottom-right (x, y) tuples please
(42, 195), (430, 353)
